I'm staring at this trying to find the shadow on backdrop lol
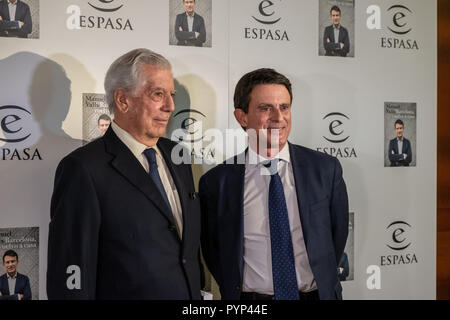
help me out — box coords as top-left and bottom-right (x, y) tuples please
(0, 51), (88, 300)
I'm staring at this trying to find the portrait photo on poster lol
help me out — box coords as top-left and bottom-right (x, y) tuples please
(169, 0), (212, 48)
(82, 93), (114, 145)
(338, 212), (354, 282)
(0, 0), (39, 39)
(318, 0), (354, 57)
(0, 227), (39, 300)
(384, 102), (417, 167)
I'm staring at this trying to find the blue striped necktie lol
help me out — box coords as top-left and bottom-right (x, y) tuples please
(143, 148), (172, 211)
(264, 159), (299, 300)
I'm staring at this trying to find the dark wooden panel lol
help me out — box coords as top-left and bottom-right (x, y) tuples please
(437, 0), (450, 300)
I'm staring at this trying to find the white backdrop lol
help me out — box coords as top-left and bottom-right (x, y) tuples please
(0, 0), (436, 299)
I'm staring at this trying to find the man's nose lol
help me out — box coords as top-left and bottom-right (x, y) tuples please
(270, 107), (282, 121)
(164, 95), (175, 112)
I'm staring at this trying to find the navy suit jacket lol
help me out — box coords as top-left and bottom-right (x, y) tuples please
(174, 12), (206, 47)
(199, 143), (349, 300)
(388, 137), (412, 167)
(0, 273), (32, 300)
(323, 25), (350, 57)
(0, 0), (32, 38)
(47, 127), (202, 299)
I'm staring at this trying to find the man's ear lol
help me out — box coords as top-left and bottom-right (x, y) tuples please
(234, 108), (248, 129)
(114, 89), (130, 113)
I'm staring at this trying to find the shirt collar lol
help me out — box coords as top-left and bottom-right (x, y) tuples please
(8, 0), (18, 6)
(111, 121), (162, 160)
(186, 12), (195, 18)
(7, 272), (17, 279)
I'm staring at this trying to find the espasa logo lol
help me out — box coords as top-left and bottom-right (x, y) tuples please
(0, 105), (42, 160)
(322, 112), (350, 144)
(387, 5), (412, 35)
(245, 0), (289, 41)
(66, 0), (133, 31)
(380, 220), (418, 266)
(316, 112), (357, 158)
(386, 220), (411, 250)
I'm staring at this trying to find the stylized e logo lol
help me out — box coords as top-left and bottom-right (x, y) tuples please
(252, 0), (281, 25)
(322, 112), (350, 143)
(88, 0), (123, 12)
(0, 106), (31, 143)
(387, 5), (412, 35)
(386, 221), (411, 251)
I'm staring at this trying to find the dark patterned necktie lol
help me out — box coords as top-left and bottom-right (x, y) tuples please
(265, 159), (299, 300)
(143, 148), (172, 211)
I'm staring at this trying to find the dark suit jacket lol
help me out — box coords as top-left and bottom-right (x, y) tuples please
(0, 0), (32, 38)
(388, 137), (412, 167)
(47, 127), (202, 299)
(199, 143), (349, 300)
(174, 12), (206, 47)
(0, 273), (32, 300)
(323, 25), (350, 57)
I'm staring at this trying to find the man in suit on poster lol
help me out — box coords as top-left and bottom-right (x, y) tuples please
(323, 5), (350, 57)
(199, 68), (349, 300)
(0, 0), (32, 38)
(175, 0), (206, 47)
(388, 119), (412, 167)
(0, 250), (32, 300)
(47, 48), (203, 299)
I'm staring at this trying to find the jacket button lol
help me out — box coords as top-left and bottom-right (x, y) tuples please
(182, 259), (187, 264)
(236, 286), (240, 291)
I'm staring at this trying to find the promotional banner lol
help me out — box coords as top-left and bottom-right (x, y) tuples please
(0, 0), (436, 299)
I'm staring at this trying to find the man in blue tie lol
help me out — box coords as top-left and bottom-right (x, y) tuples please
(47, 49), (203, 299)
(199, 68), (349, 300)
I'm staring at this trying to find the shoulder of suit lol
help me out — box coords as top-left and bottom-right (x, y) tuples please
(158, 136), (182, 150)
(16, 273), (29, 280)
(199, 156), (241, 184)
(194, 13), (205, 20)
(59, 137), (107, 166)
(290, 143), (338, 165)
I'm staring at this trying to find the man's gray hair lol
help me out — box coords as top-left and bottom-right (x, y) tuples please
(104, 48), (172, 114)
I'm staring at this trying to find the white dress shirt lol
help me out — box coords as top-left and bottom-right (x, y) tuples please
(397, 138), (404, 155)
(187, 12), (194, 32)
(111, 122), (183, 238)
(7, 272), (17, 295)
(8, 0), (17, 21)
(242, 145), (317, 294)
(333, 25), (340, 43)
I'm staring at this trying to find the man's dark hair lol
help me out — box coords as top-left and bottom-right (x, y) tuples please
(330, 5), (341, 14)
(233, 68), (293, 113)
(98, 113), (111, 124)
(395, 119), (404, 127)
(3, 250), (18, 263)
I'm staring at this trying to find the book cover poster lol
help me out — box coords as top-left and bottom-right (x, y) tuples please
(384, 102), (417, 167)
(82, 93), (113, 144)
(0, 227), (39, 300)
(339, 212), (354, 282)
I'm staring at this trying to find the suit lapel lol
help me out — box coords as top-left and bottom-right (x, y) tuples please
(2, 1), (10, 20)
(1, 275), (9, 294)
(103, 127), (176, 226)
(289, 143), (311, 245)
